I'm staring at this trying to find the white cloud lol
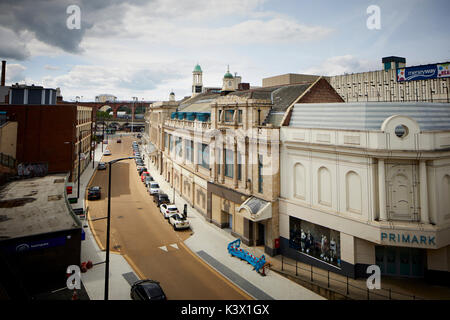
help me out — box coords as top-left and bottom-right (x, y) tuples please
(44, 65), (60, 71)
(301, 55), (378, 76)
(5, 63), (27, 83)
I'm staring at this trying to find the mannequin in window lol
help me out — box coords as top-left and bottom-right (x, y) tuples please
(300, 229), (306, 252)
(305, 231), (312, 254)
(330, 238), (336, 262)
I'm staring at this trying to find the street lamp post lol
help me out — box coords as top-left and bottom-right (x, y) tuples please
(104, 156), (134, 300)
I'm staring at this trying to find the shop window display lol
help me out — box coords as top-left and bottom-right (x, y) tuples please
(289, 216), (341, 267)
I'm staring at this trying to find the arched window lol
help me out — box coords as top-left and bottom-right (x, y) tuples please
(346, 171), (362, 214)
(318, 166), (332, 206)
(294, 163), (305, 200)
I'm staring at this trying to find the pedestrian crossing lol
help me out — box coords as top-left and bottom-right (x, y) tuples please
(159, 243), (179, 252)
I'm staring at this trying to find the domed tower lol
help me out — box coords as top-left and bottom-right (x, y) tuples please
(222, 65), (235, 92)
(169, 91), (175, 102)
(192, 64), (203, 96)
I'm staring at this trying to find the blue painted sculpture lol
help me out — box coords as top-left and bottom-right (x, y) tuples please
(227, 238), (266, 273)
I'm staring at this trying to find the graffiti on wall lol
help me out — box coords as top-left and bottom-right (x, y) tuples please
(17, 163), (48, 177)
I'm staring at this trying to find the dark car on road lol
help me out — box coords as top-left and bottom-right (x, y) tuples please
(97, 162), (106, 170)
(130, 280), (166, 300)
(153, 193), (170, 207)
(117, 139), (121, 143)
(138, 167), (147, 176)
(87, 186), (101, 200)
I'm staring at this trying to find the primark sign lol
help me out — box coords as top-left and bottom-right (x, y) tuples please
(381, 232), (436, 247)
(397, 62), (450, 82)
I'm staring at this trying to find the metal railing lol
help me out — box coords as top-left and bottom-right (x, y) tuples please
(277, 254), (424, 300)
(0, 152), (16, 169)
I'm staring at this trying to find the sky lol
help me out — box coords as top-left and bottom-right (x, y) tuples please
(0, 0), (449, 102)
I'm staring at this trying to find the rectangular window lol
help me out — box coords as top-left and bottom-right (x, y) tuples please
(258, 154), (263, 193)
(289, 216), (341, 268)
(198, 143), (209, 169)
(225, 149), (233, 178)
(170, 135), (174, 153)
(185, 140), (193, 163)
(237, 151), (242, 180)
(238, 110), (243, 123)
(164, 133), (168, 151)
(224, 110), (234, 122)
(176, 137), (182, 158)
(218, 110), (222, 122)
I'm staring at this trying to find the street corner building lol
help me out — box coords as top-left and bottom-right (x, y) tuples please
(143, 65), (344, 256)
(279, 102), (450, 283)
(0, 174), (83, 299)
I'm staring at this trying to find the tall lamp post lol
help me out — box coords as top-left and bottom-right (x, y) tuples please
(104, 156), (134, 300)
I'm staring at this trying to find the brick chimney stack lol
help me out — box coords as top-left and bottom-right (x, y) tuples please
(1, 60), (5, 86)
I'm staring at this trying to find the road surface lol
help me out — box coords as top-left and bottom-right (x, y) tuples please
(87, 135), (251, 300)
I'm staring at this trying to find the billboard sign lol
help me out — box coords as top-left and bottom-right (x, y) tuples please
(397, 62), (450, 82)
(397, 64), (437, 82)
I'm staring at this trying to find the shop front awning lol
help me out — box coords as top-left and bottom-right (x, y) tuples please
(237, 197), (272, 222)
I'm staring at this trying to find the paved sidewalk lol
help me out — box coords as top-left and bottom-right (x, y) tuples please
(144, 157), (324, 300)
(72, 142), (138, 300)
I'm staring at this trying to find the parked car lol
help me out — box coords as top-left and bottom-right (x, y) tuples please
(87, 186), (101, 200)
(137, 167), (147, 174)
(117, 139), (122, 143)
(144, 176), (154, 187)
(148, 182), (160, 195)
(130, 280), (166, 301)
(137, 134), (142, 139)
(168, 213), (190, 230)
(103, 149), (111, 156)
(160, 204), (179, 218)
(141, 171), (150, 182)
(153, 193), (170, 207)
(97, 162), (106, 170)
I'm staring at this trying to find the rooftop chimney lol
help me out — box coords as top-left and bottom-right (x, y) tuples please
(1, 60), (5, 86)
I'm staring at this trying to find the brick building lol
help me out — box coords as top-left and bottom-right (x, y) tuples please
(0, 104), (93, 182)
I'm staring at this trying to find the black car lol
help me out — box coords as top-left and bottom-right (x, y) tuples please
(137, 134), (142, 139)
(130, 280), (166, 300)
(97, 162), (106, 170)
(153, 193), (170, 207)
(87, 186), (101, 200)
(138, 167), (147, 176)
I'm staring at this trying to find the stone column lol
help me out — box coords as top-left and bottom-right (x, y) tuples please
(419, 160), (430, 224)
(220, 140), (225, 184)
(233, 139), (238, 188)
(378, 159), (387, 221)
(193, 141), (199, 172)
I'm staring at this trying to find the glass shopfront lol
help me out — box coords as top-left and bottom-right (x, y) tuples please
(289, 216), (341, 267)
(375, 246), (425, 278)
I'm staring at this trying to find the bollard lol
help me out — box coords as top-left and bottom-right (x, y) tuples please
(389, 288), (392, 300)
(367, 288), (370, 300)
(295, 260), (298, 276)
(327, 270), (330, 288)
(310, 265), (313, 282)
(281, 255), (284, 271)
(346, 276), (349, 295)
